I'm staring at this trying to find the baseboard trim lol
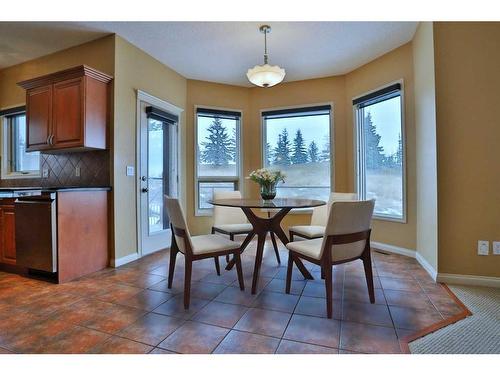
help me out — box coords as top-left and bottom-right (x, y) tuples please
(110, 252), (139, 268)
(371, 241), (416, 258)
(437, 273), (500, 288)
(416, 252), (438, 281)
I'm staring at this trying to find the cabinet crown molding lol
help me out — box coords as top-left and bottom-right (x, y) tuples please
(17, 65), (113, 90)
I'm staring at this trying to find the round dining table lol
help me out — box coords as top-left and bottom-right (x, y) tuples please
(208, 198), (326, 294)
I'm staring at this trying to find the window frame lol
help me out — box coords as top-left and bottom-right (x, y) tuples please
(0, 107), (41, 180)
(194, 105), (243, 216)
(353, 80), (407, 223)
(260, 102), (334, 214)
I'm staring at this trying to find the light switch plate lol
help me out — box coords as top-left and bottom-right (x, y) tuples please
(42, 168), (49, 178)
(75, 166), (81, 177)
(478, 240), (489, 255)
(126, 166), (135, 176)
(493, 242), (500, 255)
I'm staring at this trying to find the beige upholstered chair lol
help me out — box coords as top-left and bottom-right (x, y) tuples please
(165, 196), (244, 309)
(212, 190), (281, 264)
(285, 200), (375, 318)
(288, 192), (358, 241)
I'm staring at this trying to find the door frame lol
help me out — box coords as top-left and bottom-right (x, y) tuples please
(136, 90), (183, 257)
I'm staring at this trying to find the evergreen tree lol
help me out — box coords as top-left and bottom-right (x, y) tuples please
(229, 127), (237, 163)
(363, 112), (385, 169)
(200, 117), (233, 166)
(319, 135), (331, 162)
(265, 142), (273, 166)
(308, 141), (319, 163)
(291, 129), (308, 164)
(273, 129), (292, 165)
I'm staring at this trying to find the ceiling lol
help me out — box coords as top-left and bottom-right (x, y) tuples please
(0, 22), (418, 86)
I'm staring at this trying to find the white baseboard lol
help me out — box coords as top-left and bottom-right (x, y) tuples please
(371, 241), (416, 258)
(437, 273), (500, 288)
(416, 252), (438, 281)
(110, 252), (139, 267)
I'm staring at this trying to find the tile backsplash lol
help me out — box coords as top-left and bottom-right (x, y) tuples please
(0, 150), (110, 188)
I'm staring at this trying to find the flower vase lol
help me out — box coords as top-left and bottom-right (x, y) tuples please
(260, 182), (277, 200)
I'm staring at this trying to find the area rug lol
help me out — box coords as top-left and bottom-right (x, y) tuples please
(409, 285), (500, 354)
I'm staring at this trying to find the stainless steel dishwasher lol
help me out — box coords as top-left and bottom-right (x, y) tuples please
(15, 193), (57, 273)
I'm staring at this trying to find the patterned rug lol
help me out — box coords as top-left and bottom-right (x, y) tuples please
(409, 285), (500, 354)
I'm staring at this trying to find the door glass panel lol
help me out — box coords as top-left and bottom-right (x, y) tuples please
(148, 118), (167, 234)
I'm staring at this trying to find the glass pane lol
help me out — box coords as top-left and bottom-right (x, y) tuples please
(12, 114), (40, 172)
(148, 118), (167, 234)
(264, 113), (331, 201)
(198, 181), (235, 209)
(361, 96), (404, 219)
(197, 115), (238, 177)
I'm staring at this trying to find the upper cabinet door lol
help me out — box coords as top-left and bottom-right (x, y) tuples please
(26, 85), (52, 151)
(52, 77), (84, 149)
(18, 65), (112, 153)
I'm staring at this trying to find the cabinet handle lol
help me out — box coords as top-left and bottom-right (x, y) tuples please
(49, 134), (54, 146)
(46, 135), (50, 145)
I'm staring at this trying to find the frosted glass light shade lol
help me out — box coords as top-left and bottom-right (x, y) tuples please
(246, 64), (286, 88)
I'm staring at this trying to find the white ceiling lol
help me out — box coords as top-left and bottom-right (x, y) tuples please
(0, 22), (418, 86)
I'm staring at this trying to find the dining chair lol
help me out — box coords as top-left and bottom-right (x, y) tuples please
(285, 199), (375, 318)
(165, 196), (245, 309)
(288, 192), (358, 241)
(212, 190), (281, 265)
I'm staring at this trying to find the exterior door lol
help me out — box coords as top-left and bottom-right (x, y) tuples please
(139, 101), (178, 256)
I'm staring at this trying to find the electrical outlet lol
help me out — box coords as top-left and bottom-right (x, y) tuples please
(478, 240), (489, 255)
(126, 166), (135, 176)
(42, 168), (49, 178)
(75, 166), (81, 177)
(493, 242), (500, 255)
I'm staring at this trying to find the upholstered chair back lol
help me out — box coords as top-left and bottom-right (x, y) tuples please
(213, 190), (248, 225)
(310, 192), (358, 226)
(165, 196), (192, 254)
(320, 200), (375, 262)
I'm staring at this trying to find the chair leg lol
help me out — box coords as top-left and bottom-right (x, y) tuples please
(234, 251), (245, 290)
(285, 252), (294, 294)
(324, 263), (333, 319)
(226, 234), (234, 263)
(270, 232), (281, 264)
(214, 256), (221, 276)
(289, 232), (294, 242)
(184, 259), (193, 309)
(167, 244), (178, 289)
(321, 267), (325, 279)
(362, 250), (375, 304)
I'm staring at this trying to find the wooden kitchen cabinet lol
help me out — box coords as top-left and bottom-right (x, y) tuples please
(18, 65), (112, 152)
(0, 201), (16, 265)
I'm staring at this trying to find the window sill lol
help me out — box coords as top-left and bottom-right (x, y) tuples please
(373, 215), (407, 224)
(1, 172), (41, 180)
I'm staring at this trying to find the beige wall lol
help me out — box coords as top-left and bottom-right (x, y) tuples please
(113, 36), (187, 259)
(413, 22), (438, 272)
(345, 43), (417, 250)
(433, 22), (500, 277)
(0, 35), (115, 110)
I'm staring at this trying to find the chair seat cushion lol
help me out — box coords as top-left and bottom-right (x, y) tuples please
(289, 225), (325, 238)
(213, 223), (253, 234)
(191, 234), (239, 255)
(286, 238), (323, 260)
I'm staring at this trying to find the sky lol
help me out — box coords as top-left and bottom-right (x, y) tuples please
(265, 114), (330, 160)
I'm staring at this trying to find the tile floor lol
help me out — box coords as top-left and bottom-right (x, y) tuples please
(0, 239), (465, 354)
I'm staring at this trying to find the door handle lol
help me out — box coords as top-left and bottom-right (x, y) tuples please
(141, 188), (149, 193)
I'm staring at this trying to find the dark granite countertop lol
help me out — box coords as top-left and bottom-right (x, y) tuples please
(0, 186), (112, 194)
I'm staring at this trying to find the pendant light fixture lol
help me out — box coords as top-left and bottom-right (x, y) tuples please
(246, 25), (286, 88)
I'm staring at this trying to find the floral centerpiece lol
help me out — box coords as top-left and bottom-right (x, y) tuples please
(248, 168), (285, 200)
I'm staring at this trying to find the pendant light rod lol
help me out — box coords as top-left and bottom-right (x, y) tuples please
(260, 25), (271, 65)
